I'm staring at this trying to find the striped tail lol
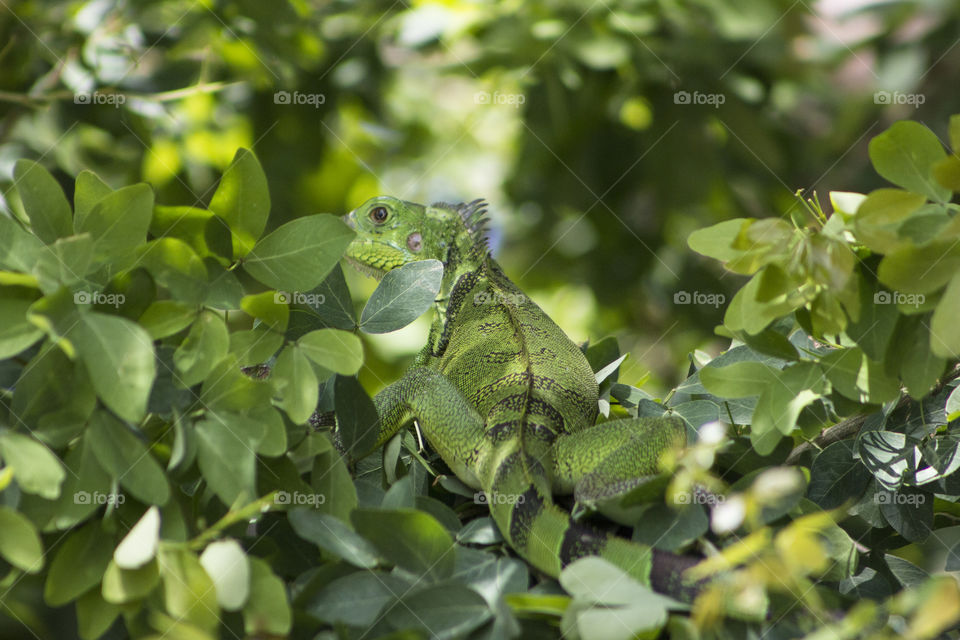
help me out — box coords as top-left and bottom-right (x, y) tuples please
(484, 456), (700, 602)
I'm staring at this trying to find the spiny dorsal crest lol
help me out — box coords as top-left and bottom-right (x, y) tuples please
(434, 198), (490, 253)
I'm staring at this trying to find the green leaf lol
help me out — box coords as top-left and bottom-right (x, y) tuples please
(0, 216), (44, 271)
(44, 521), (114, 606)
(199, 539), (250, 611)
(351, 508), (455, 582)
(243, 214), (354, 291)
(229, 328), (284, 367)
(885, 554), (929, 587)
(699, 360), (780, 398)
(334, 374), (380, 459)
(240, 290), (289, 331)
(0, 431), (66, 499)
(878, 239), (960, 295)
(751, 362), (827, 455)
(288, 508), (380, 568)
(820, 347), (899, 404)
(87, 410), (170, 505)
(306, 571), (409, 627)
(0, 506), (44, 573)
(933, 155), (960, 192)
(73, 312), (156, 422)
(359, 260), (443, 333)
(47, 426), (112, 530)
(297, 328), (364, 375)
(272, 345), (319, 424)
(807, 441), (872, 510)
(931, 273), (960, 359)
(868, 121), (950, 202)
(243, 557), (291, 637)
(687, 218), (750, 262)
(195, 414), (258, 505)
(139, 300), (198, 339)
(76, 183), (153, 258)
(114, 506), (160, 569)
(14, 159), (73, 243)
(561, 557), (678, 607)
(200, 355), (273, 411)
(298, 263), (356, 330)
(173, 309), (229, 387)
(896, 315), (946, 399)
(846, 278), (899, 361)
(31, 234), (95, 291)
(384, 584), (492, 639)
(853, 189), (927, 253)
(136, 238), (208, 303)
(101, 558), (160, 604)
(158, 546), (220, 633)
(208, 148), (270, 257)
(73, 170), (113, 224)
(879, 487), (932, 542)
(76, 588), (120, 640)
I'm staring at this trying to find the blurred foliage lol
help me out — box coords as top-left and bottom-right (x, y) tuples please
(4, 1), (960, 639)
(4, 0), (960, 392)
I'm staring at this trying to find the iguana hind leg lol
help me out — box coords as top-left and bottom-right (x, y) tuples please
(552, 416), (686, 509)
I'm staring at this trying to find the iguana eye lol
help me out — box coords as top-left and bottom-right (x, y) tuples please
(407, 232), (422, 252)
(370, 206), (388, 224)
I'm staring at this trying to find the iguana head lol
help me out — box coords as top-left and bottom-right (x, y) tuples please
(343, 196), (488, 277)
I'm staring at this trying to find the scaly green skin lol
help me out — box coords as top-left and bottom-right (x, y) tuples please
(343, 196), (693, 596)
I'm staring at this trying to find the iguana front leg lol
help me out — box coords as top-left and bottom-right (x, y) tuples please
(368, 366), (487, 487)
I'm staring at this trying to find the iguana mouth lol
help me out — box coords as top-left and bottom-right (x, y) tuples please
(344, 255), (387, 281)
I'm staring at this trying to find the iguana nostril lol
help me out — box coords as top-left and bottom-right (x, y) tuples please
(343, 213), (356, 229)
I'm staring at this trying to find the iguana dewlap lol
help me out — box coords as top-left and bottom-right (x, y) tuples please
(342, 196), (697, 598)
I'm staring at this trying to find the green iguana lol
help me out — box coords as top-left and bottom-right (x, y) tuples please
(342, 196), (701, 600)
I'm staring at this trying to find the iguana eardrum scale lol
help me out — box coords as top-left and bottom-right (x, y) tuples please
(342, 196), (700, 599)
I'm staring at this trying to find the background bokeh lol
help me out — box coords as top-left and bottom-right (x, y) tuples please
(2, 0), (958, 395)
